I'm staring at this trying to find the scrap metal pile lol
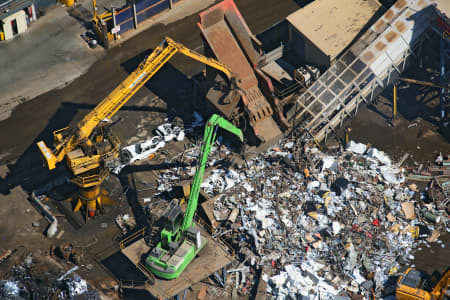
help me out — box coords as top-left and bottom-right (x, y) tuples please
(154, 135), (448, 299)
(0, 252), (99, 300)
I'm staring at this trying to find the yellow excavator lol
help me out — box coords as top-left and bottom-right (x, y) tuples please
(37, 37), (238, 221)
(396, 268), (449, 300)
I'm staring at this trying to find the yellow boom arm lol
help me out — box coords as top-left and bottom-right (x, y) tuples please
(37, 37), (235, 171)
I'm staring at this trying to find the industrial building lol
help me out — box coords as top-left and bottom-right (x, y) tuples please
(286, 0), (381, 70)
(0, 0), (59, 41)
(0, 0), (37, 40)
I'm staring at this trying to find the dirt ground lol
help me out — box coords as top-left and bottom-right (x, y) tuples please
(0, 0), (448, 299)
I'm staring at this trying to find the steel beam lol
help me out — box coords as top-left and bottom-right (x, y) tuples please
(213, 271), (225, 287)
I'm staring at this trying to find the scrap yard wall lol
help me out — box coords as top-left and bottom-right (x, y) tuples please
(101, 0), (184, 39)
(288, 25), (331, 71)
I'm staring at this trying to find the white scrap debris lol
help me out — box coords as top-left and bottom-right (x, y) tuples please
(115, 214), (136, 234)
(269, 264), (337, 298)
(46, 219), (58, 238)
(380, 166), (405, 184)
(307, 181), (320, 190)
(66, 276), (88, 297)
(332, 220), (342, 235)
(121, 136), (165, 165)
(352, 269), (366, 285)
(367, 147), (392, 166)
(321, 156), (337, 171)
(156, 123), (184, 142)
(346, 140), (367, 154)
(284, 141), (294, 149)
(113, 123), (185, 174)
(0, 281), (20, 298)
(58, 266), (80, 281)
(242, 182), (254, 192)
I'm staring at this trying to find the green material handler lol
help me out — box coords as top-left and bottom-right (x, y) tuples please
(145, 114), (243, 279)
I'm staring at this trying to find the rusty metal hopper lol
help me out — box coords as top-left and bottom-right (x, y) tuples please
(198, 0), (286, 143)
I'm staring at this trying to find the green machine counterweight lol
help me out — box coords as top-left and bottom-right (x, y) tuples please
(145, 114), (243, 279)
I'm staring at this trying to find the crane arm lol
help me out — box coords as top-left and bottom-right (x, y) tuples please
(37, 37), (236, 170)
(78, 38), (235, 141)
(165, 37), (234, 81)
(181, 114), (243, 232)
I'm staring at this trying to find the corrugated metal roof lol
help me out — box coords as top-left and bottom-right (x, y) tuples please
(286, 0), (381, 60)
(0, 0), (32, 20)
(359, 0), (434, 77)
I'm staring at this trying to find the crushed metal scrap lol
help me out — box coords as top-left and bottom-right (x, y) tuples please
(0, 251), (99, 300)
(152, 137), (448, 299)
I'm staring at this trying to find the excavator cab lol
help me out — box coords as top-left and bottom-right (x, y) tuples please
(398, 269), (432, 292)
(160, 200), (183, 250)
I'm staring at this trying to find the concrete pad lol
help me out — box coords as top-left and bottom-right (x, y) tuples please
(0, 4), (104, 121)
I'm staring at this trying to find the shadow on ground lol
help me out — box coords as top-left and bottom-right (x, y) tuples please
(0, 43), (198, 188)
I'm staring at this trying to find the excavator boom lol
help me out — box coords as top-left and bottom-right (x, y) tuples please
(181, 114), (243, 231)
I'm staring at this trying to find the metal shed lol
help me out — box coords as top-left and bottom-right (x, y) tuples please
(286, 0), (381, 70)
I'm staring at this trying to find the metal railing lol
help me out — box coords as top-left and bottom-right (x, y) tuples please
(71, 168), (110, 187)
(194, 214), (236, 258)
(274, 81), (303, 99)
(119, 279), (146, 289)
(118, 215), (236, 259)
(119, 227), (146, 250)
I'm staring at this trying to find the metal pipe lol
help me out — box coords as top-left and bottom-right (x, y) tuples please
(92, 0), (97, 19)
(132, 1), (138, 29)
(112, 7), (117, 40)
(31, 4), (36, 21)
(399, 77), (448, 90)
(214, 271), (225, 287)
(222, 267), (227, 284)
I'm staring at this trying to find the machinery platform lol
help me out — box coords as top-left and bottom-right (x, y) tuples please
(121, 227), (233, 299)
